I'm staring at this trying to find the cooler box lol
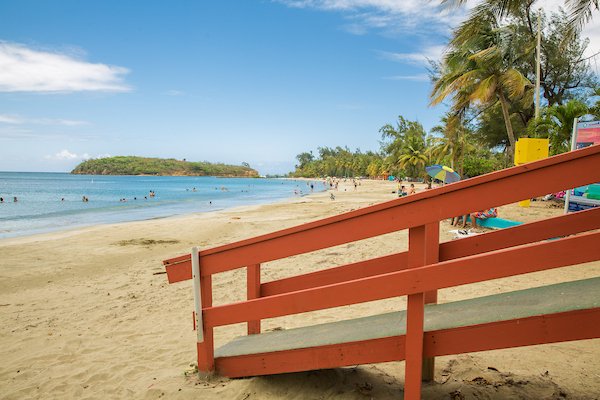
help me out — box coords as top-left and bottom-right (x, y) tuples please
(515, 138), (549, 165)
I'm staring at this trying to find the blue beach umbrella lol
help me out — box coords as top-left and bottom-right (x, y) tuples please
(425, 164), (461, 184)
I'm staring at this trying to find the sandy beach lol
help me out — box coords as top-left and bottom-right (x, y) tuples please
(1, 179), (599, 400)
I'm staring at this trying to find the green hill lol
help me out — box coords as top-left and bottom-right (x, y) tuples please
(71, 156), (259, 177)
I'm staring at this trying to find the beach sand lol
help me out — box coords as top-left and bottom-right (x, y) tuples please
(1, 179), (599, 399)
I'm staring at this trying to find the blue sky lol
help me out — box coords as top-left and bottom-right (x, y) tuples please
(1, 0), (598, 174)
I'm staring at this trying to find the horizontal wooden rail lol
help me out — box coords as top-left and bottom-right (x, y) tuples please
(203, 231), (600, 327)
(215, 308), (600, 378)
(261, 253), (407, 297)
(165, 145), (600, 282)
(261, 207), (600, 296)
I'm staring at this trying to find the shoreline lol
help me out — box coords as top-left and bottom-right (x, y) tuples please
(1, 179), (599, 399)
(0, 175), (322, 242)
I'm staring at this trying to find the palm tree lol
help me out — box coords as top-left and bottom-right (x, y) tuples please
(430, 114), (475, 176)
(527, 99), (589, 154)
(398, 146), (429, 180)
(431, 9), (532, 163)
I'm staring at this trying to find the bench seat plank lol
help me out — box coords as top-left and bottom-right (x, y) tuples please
(215, 277), (600, 359)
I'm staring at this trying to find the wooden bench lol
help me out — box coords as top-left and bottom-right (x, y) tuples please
(214, 278), (600, 377)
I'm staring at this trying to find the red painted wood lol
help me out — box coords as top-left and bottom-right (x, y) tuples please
(424, 308), (600, 357)
(164, 145), (600, 280)
(404, 225), (434, 399)
(261, 253), (408, 297)
(197, 272), (214, 372)
(422, 222), (439, 382)
(247, 264), (261, 335)
(213, 308), (600, 378)
(197, 338), (214, 372)
(405, 292), (425, 399)
(423, 222), (439, 305)
(202, 231), (600, 328)
(256, 207), (600, 297)
(216, 335), (406, 378)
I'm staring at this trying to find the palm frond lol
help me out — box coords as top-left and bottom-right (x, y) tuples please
(470, 75), (498, 103)
(500, 68), (531, 98)
(566, 0), (600, 30)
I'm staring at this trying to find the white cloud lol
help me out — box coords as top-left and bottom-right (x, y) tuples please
(278, 0), (599, 59)
(0, 41), (131, 93)
(46, 149), (79, 160)
(378, 45), (446, 66)
(0, 114), (22, 124)
(277, 0), (471, 35)
(0, 113), (88, 126)
(44, 150), (109, 161)
(383, 73), (430, 81)
(34, 118), (89, 126)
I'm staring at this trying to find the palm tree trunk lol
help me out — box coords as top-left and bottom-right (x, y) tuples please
(498, 91), (516, 164)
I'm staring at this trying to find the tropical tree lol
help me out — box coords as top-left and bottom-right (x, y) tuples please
(430, 113), (476, 176)
(431, 8), (532, 163)
(380, 116), (431, 179)
(527, 99), (589, 154)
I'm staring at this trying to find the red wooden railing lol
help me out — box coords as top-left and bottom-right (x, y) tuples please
(164, 144), (600, 399)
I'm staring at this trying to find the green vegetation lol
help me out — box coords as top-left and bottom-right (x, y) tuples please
(292, 2), (599, 180)
(71, 156), (259, 177)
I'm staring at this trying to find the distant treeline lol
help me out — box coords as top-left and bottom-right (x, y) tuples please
(71, 156), (259, 177)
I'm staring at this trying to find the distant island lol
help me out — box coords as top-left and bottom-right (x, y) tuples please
(71, 156), (259, 177)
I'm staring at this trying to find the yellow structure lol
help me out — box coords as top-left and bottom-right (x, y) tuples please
(515, 138), (549, 207)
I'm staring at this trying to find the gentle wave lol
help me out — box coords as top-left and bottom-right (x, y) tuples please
(0, 172), (323, 238)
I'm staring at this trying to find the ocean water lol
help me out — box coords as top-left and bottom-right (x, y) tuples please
(0, 172), (322, 239)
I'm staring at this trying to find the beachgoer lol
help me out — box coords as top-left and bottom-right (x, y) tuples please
(330, 193), (336, 200)
(0, 197), (3, 203)
(14, 196), (18, 202)
(408, 184), (416, 195)
(470, 208), (498, 228)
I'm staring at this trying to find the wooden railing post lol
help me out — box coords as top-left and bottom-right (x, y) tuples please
(192, 247), (214, 373)
(247, 263), (261, 334)
(422, 222), (439, 382)
(405, 222), (439, 399)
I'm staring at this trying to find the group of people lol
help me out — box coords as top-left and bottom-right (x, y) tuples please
(397, 183), (416, 197)
(1, 190), (159, 204)
(452, 208), (498, 229)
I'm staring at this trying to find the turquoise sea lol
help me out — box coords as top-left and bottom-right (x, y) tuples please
(0, 172), (322, 239)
